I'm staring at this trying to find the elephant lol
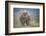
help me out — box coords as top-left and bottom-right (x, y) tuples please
(20, 12), (31, 26)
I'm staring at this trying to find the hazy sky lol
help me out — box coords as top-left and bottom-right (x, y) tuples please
(13, 8), (40, 17)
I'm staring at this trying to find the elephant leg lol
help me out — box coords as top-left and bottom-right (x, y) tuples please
(26, 20), (29, 26)
(21, 20), (26, 26)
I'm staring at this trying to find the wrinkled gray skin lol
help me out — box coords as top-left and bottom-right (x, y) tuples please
(20, 12), (31, 26)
